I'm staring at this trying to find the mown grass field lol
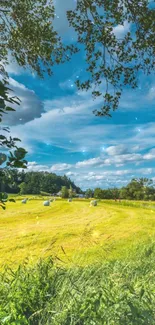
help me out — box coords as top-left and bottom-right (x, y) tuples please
(0, 197), (155, 268)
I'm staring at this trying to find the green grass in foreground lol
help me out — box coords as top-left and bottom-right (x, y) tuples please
(0, 198), (155, 267)
(0, 242), (155, 325)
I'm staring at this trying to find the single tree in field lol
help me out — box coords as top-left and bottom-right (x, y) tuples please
(85, 188), (94, 198)
(69, 185), (74, 199)
(94, 188), (103, 199)
(19, 182), (27, 195)
(61, 186), (69, 199)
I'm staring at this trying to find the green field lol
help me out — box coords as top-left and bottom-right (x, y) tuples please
(0, 197), (155, 268)
(1, 198), (155, 324)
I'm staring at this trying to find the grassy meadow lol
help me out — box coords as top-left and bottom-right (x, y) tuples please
(0, 197), (155, 324)
(0, 197), (155, 268)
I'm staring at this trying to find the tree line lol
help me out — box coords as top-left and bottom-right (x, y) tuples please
(92, 178), (155, 201)
(0, 170), (81, 196)
(1, 171), (155, 201)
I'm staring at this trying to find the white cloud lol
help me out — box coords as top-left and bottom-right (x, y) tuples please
(27, 162), (72, 173)
(144, 148), (155, 160)
(113, 21), (130, 38)
(27, 162), (49, 172)
(76, 157), (103, 168)
(83, 169), (133, 181)
(74, 153), (145, 169)
(104, 153), (143, 166)
(106, 145), (129, 156)
(66, 171), (79, 177)
(5, 54), (25, 76)
(50, 163), (72, 172)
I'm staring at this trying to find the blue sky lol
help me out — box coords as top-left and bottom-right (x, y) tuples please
(4, 0), (155, 190)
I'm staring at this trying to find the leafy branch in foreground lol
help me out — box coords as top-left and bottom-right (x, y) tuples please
(0, 0), (78, 207)
(0, 80), (27, 168)
(67, 0), (155, 116)
(0, 0), (78, 77)
(0, 80), (27, 207)
(0, 191), (15, 210)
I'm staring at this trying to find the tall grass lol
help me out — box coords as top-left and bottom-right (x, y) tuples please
(0, 242), (155, 325)
(102, 199), (155, 210)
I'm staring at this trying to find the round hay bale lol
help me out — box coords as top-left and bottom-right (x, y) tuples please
(43, 200), (50, 206)
(21, 198), (28, 204)
(90, 200), (97, 206)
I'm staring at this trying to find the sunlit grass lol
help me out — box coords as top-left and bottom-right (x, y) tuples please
(0, 242), (155, 324)
(0, 198), (155, 268)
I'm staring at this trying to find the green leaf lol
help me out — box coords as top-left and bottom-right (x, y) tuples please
(0, 153), (7, 165)
(5, 106), (16, 112)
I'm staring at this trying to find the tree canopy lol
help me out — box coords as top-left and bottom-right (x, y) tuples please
(0, 0), (154, 116)
(67, 0), (155, 116)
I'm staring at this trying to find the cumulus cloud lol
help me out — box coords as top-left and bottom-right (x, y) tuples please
(104, 153), (143, 166)
(2, 78), (44, 126)
(106, 145), (129, 156)
(84, 170), (133, 181)
(75, 152), (148, 170)
(76, 157), (103, 168)
(66, 171), (79, 177)
(27, 162), (73, 173)
(50, 163), (72, 172)
(144, 148), (155, 160)
(27, 162), (49, 172)
(6, 59), (24, 76)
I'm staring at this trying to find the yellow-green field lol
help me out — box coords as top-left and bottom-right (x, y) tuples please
(0, 198), (155, 268)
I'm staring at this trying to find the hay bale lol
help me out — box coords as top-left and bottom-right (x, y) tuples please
(90, 200), (97, 206)
(21, 198), (28, 204)
(68, 198), (72, 202)
(43, 200), (50, 206)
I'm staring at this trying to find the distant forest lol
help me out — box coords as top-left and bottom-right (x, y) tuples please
(0, 170), (155, 201)
(0, 170), (81, 195)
